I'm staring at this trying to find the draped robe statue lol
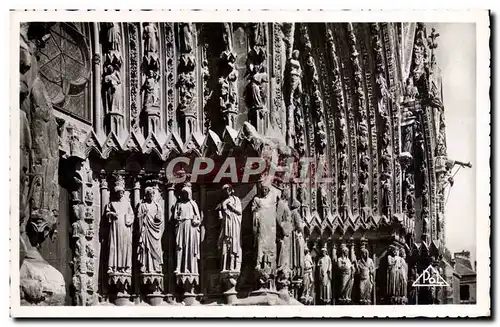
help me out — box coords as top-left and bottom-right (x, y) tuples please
(137, 187), (164, 274)
(105, 182), (134, 275)
(398, 248), (408, 303)
(337, 244), (355, 303)
(218, 184), (242, 272)
(174, 186), (201, 275)
(386, 246), (403, 303)
(318, 247), (332, 304)
(357, 247), (375, 304)
(301, 248), (314, 304)
(290, 200), (305, 279)
(252, 181), (278, 284)
(277, 190), (293, 276)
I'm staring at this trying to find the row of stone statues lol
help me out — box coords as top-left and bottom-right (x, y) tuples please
(101, 176), (409, 306)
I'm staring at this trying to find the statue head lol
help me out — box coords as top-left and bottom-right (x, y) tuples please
(361, 247), (369, 260)
(341, 244), (349, 257)
(181, 184), (193, 201)
(145, 186), (155, 202)
(222, 184), (233, 198)
(280, 187), (290, 201)
(292, 49), (300, 60)
(304, 248), (310, 256)
(399, 248), (406, 259)
(114, 175), (125, 198)
(321, 247), (328, 256)
(291, 198), (301, 210)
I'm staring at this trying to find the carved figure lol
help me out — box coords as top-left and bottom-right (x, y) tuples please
(301, 248), (314, 304)
(141, 70), (160, 112)
(222, 23), (233, 52)
(245, 65), (268, 110)
(404, 77), (419, 102)
(252, 179), (278, 287)
(277, 188), (293, 276)
(398, 248), (408, 302)
(137, 187), (164, 274)
(105, 176), (134, 275)
(290, 199), (305, 279)
(103, 64), (123, 114)
(381, 174), (392, 217)
(318, 247), (332, 304)
(357, 246), (375, 304)
(180, 23), (194, 53)
(143, 22), (159, 55)
(173, 183), (201, 275)
(217, 184), (242, 272)
(287, 50), (303, 103)
(386, 245), (402, 303)
(337, 243), (355, 303)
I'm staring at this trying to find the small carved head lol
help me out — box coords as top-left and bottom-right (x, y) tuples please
(145, 186), (155, 202)
(291, 49), (300, 60)
(399, 247), (406, 259)
(222, 184), (233, 198)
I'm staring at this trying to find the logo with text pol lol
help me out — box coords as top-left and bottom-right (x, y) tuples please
(412, 264), (450, 287)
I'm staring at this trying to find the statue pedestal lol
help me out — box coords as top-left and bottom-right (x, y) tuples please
(141, 273), (164, 306)
(176, 273), (199, 306)
(220, 270), (240, 305)
(108, 272), (132, 306)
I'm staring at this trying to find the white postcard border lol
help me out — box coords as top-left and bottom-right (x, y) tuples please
(9, 9), (491, 318)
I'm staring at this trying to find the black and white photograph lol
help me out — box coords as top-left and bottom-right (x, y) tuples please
(9, 9), (490, 318)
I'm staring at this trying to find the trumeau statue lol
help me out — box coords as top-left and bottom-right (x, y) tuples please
(337, 243), (355, 303)
(174, 183), (201, 275)
(252, 179), (278, 288)
(318, 247), (332, 304)
(105, 176), (134, 275)
(217, 184), (242, 272)
(357, 244), (375, 304)
(137, 186), (164, 274)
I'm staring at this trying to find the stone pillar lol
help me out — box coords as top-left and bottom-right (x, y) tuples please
(99, 172), (109, 299)
(132, 177), (141, 303)
(93, 23), (103, 138)
(165, 182), (176, 302)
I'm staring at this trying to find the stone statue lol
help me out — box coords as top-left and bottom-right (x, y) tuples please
(387, 245), (404, 304)
(381, 174), (392, 218)
(318, 247), (332, 304)
(248, 22), (266, 49)
(103, 64), (123, 114)
(245, 64), (268, 110)
(173, 183), (201, 275)
(143, 22), (159, 55)
(180, 23), (194, 54)
(141, 70), (160, 112)
(105, 176), (134, 275)
(252, 179), (278, 289)
(287, 50), (303, 103)
(217, 184), (242, 272)
(277, 188), (293, 277)
(404, 77), (419, 102)
(398, 248), (408, 303)
(357, 246), (375, 304)
(301, 248), (314, 304)
(137, 186), (164, 274)
(222, 22), (233, 52)
(337, 243), (355, 303)
(290, 199), (305, 279)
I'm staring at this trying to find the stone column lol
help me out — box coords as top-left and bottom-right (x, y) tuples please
(99, 172), (109, 299)
(165, 182), (176, 302)
(93, 22), (103, 138)
(132, 177), (141, 303)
